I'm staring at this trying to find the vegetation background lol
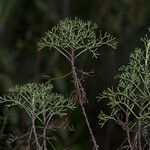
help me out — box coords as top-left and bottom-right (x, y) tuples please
(0, 0), (150, 149)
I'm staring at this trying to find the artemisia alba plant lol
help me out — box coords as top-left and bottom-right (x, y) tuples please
(38, 17), (117, 150)
(0, 83), (75, 150)
(98, 30), (150, 150)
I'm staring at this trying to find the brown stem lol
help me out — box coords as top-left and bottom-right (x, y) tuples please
(43, 112), (47, 150)
(71, 48), (99, 150)
(32, 105), (42, 150)
(125, 104), (133, 150)
(126, 130), (133, 150)
(27, 127), (33, 150)
(137, 121), (142, 150)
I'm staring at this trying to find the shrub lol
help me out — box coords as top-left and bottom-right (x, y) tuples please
(38, 17), (117, 150)
(98, 30), (150, 150)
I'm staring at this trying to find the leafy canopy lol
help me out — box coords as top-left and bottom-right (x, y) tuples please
(98, 30), (150, 128)
(0, 83), (75, 123)
(38, 17), (117, 60)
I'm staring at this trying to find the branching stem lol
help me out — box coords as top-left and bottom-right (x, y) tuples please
(28, 127), (33, 149)
(71, 48), (99, 150)
(32, 104), (42, 150)
(43, 112), (47, 150)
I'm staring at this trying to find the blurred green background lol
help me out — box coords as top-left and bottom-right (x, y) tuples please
(0, 0), (150, 149)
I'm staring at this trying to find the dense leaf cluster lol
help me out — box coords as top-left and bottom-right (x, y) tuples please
(0, 83), (75, 123)
(98, 31), (150, 148)
(38, 18), (117, 60)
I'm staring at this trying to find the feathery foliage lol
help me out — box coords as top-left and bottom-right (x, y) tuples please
(98, 30), (150, 149)
(0, 83), (75, 149)
(0, 83), (75, 122)
(37, 17), (117, 60)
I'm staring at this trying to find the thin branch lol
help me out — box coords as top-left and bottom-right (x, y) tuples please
(27, 127), (33, 149)
(71, 48), (99, 150)
(53, 46), (71, 61)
